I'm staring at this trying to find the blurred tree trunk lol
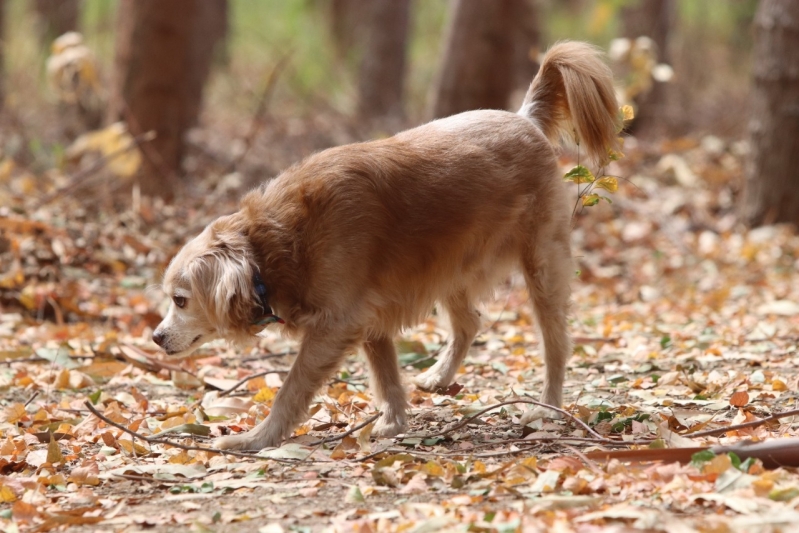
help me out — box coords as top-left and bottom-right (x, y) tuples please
(621, 0), (674, 136)
(0, 0), (5, 111)
(513, 0), (540, 95)
(108, 0), (226, 199)
(327, 0), (368, 62)
(741, 0), (799, 226)
(429, 0), (516, 119)
(34, 0), (80, 43)
(357, 0), (411, 125)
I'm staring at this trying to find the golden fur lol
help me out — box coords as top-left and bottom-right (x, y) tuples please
(153, 41), (620, 450)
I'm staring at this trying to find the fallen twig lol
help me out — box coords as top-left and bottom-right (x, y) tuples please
(306, 412), (381, 446)
(241, 350), (298, 363)
(407, 398), (606, 442)
(24, 390), (39, 407)
(687, 407), (799, 439)
(218, 369), (290, 397)
(83, 401), (297, 463)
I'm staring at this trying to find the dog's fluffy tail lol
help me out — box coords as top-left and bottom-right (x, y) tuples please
(519, 41), (621, 166)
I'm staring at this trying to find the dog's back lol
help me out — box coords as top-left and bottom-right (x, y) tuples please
(201, 41), (622, 450)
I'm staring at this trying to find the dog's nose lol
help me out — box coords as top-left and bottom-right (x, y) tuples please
(152, 330), (165, 347)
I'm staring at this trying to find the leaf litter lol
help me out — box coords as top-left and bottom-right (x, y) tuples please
(1, 135), (799, 532)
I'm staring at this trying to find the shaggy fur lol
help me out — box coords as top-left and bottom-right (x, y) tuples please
(153, 41), (620, 450)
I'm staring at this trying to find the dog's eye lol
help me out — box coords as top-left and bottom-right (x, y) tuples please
(173, 296), (187, 308)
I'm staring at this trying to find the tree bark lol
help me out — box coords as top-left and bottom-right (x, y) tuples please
(356, 0), (411, 125)
(429, 0), (516, 119)
(327, 0), (369, 62)
(108, 0), (226, 199)
(33, 0), (80, 43)
(512, 0), (540, 95)
(621, 0), (675, 137)
(0, 0), (5, 112)
(742, 0), (799, 226)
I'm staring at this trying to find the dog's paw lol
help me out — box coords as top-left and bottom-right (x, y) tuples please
(372, 412), (407, 438)
(413, 369), (449, 392)
(213, 431), (279, 451)
(519, 405), (563, 426)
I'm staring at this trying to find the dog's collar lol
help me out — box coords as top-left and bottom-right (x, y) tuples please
(252, 270), (284, 326)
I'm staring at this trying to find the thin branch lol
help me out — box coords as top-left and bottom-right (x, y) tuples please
(687, 407), (799, 439)
(306, 412), (381, 446)
(83, 401), (297, 463)
(406, 398), (607, 442)
(241, 350), (297, 363)
(24, 390), (39, 407)
(218, 370), (289, 397)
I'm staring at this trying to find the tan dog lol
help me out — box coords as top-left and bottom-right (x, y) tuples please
(152, 41), (620, 450)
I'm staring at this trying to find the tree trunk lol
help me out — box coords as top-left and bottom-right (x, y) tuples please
(621, 0), (674, 137)
(327, 0), (369, 62)
(33, 0), (79, 43)
(512, 0), (540, 95)
(429, 0), (516, 119)
(108, 0), (226, 199)
(742, 0), (799, 227)
(0, 0), (5, 112)
(356, 0), (411, 125)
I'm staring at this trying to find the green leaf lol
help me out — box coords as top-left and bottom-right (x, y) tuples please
(564, 165), (595, 184)
(88, 389), (102, 405)
(769, 487), (799, 502)
(594, 176), (619, 193)
(690, 449), (716, 467)
(728, 452), (741, 471)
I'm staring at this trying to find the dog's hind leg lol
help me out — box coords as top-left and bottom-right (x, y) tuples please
(363, 334), (408, 437)
(519, 230), (573, 425)
(414, 290), (480, 391)
(214, 331), (354, 450)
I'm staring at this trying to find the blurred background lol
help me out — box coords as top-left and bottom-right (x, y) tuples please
(2, 0), (799, 337)
(0, 0), (761, 201)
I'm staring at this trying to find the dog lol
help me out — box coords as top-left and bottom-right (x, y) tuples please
(152, 41), (620, 450)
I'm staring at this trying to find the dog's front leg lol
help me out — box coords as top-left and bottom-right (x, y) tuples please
(214, 332), (352, 451)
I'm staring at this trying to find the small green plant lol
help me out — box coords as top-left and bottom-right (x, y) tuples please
(564, 105), (634, 214)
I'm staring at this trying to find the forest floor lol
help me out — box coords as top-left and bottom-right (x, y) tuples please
(1, 133), (799, 532)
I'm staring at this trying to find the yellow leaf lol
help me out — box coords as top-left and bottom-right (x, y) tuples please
(703, 454), (732, 475)
(160, 415), (187, 431)
(422, 461), (445, 477)
(472, 460), (487, 474)
(47, 434), (64, 464)
(621, 105), (635, 121)
(594, 176), (619, 193)
(254, 387), (277, 404)
(0, 403), (27, 424)
(0, 485), (17, 502)
(117, 439), (149, 456)
(582, 193), (601, 207)
(66, 122), (142, 179)
(772, 379), (788, 392)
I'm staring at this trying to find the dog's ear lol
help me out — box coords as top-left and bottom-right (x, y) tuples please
(185, 230), (256, 338)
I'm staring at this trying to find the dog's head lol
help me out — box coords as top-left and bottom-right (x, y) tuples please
(152, 216), (268, 356)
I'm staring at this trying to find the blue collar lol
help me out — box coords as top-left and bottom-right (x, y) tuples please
(252, 271), (284, 326)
